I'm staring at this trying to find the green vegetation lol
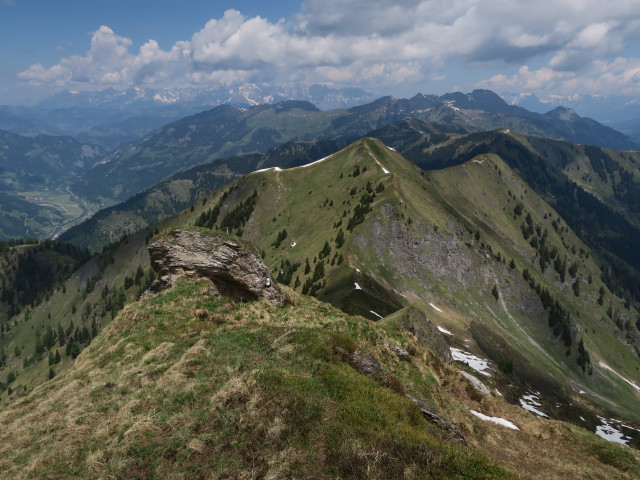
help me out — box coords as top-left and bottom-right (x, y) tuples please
(1, 135), (640, 478)
(1, 278), (638, 479)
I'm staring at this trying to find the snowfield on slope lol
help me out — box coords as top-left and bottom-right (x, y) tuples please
(519, 392), (549, 418)
(450, 348), (492, 376)
(595, 416), (631, 445)
(429, 302), (443, 313)
(437, 326), (453, 335)
(470, 410), (519, 430)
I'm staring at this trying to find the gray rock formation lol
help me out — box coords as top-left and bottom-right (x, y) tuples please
(405, 394), (466, 444)
(392, 307), (453, 363)
(147, 229), (287, 307)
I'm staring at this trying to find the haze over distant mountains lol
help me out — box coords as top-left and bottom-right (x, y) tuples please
(36, 84), (374, 111)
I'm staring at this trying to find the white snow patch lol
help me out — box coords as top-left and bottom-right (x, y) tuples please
(437, 326), (453, 336)
(595, 416), (630, 445)
(429, 302), (443, 313)
(369, 310), (383, 319)
(387, 146), (396, 151)
(621, 423), (640, 433)
(450, 348), (492, 377)
(290, 241), (297, 247)
(519, 392), (549, 418)
(599, 362), (640, 392)
(580, 416), (586, 422)
(470, 410), (519, 430)
(253, 166), (282, 173)
(298, 154), (332, 168)
(579, 390), (586, 395)
(354, 283), (362, 290)
(495, 389), (503, 397)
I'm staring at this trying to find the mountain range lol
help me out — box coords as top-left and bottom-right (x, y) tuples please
(71, 90), (639, 207)
(37, 84), (375, 111)
(0, 135), (639, 478)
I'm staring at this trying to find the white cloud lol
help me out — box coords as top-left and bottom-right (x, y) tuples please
(477, 57), (640, 96)
(17, 1), (640, 96)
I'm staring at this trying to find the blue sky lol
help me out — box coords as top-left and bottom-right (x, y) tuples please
(2, 0), (640, 105)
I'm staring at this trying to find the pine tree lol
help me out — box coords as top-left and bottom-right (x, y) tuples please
(491, 285), (499, 301)
(57, 324), (66, 346)
(335, 229), (345, 249)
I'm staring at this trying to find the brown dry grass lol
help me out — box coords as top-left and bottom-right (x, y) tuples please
(0, 278), (637, 479)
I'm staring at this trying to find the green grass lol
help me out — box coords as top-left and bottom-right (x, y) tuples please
(3, 277), (639, 479)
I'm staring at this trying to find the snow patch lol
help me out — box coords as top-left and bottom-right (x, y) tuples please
(386, 146), (396, 151)
(354, 283), (362, 290)
(450, 348), (492, 377)
(290, 241), (297, 247)
(253, 166), (282, 173)
(519, 392), (549, 418)
(429, 302), (443, 313)
(298, 154), (332, 168)
(470, 410), (519, 430)
(595, 416), (630, 445)
(495, 389), (503, 397)
(599, 362), (640, 392)
(437, 326), (453, 336)
(369, 310), (383, 319)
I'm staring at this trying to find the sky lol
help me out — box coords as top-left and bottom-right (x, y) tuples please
(1, 0), (640, 105)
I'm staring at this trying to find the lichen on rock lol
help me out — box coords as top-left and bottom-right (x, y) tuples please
(147, 229), (287, 307)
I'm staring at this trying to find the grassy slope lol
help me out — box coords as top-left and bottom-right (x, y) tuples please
(1, 277), (638, 479)
(2, 138), (638, 446)
(189, 138), (639, 421)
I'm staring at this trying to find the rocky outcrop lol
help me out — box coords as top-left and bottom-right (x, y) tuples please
(392, 307), (453, 363)
(405, 394), (466, 444)
(147, 229), (287, 307)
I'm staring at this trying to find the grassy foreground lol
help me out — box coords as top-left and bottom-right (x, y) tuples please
(1, 278), (638, 479)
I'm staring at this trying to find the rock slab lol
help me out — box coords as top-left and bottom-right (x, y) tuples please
(147, 229), (287, 307)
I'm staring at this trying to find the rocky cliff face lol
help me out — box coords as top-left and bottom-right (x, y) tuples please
(147, 229), (287, 307)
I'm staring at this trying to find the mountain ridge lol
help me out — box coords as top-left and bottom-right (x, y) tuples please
(72, 90), (637, 208)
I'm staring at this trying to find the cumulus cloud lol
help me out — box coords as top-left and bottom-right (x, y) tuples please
(477, 57), (640, 97)
(17, 1), (640, 96)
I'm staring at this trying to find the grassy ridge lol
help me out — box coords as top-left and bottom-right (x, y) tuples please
(1, 277), (638, 479)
